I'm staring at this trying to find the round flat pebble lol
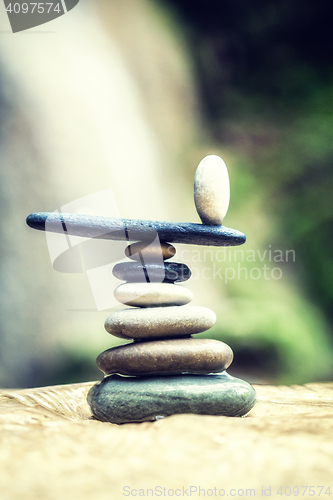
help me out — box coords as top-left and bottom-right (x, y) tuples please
(194, 155), (230, 225)
(104, 305), (216, 340)
(87, 371), (257, 423)
(125, 241), (176, 262)
(112, 262), (191, 283)
(114, 282), (193, 307)
(96, 338), (233, 376)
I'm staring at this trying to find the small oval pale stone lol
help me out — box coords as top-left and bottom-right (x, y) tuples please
(96, 338), (233, 376)
(114, 283), (193, 307)
(125, 241), (176, 262)
(194, 155), (230, 225)
(104, 305), (216, 339)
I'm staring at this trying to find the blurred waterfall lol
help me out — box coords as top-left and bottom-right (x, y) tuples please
(0, 0), (219, 387)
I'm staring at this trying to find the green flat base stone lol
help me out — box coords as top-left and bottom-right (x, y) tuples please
(87, 372), (256, 424)
(26, 213), (246, 247)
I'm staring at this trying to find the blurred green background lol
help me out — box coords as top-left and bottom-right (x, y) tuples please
(0, 0), (332, 387)
(157, 0), (333, 384)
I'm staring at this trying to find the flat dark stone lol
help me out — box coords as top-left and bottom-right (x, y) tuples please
(87, 372), (257, 423)
(26, 212), (246, 247)
(112, 262), (191, 283)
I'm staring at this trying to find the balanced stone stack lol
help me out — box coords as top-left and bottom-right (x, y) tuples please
(88, 155), (256, 423)
(26, 155), (257, 424)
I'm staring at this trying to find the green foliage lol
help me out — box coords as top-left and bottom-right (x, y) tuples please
(161, 0), (333, 382)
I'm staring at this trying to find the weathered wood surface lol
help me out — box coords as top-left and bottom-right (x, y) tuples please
(1, 382), (333, 500)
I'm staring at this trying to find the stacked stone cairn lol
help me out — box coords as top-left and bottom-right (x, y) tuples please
(26, 155), (257, 424)
(87, 155), (256, 423)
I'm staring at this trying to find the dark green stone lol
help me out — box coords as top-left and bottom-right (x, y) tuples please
(112, 261), (191, 283)
(87, 372), (256, 424)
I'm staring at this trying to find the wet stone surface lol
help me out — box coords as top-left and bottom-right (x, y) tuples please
(87, 371), (257, 423)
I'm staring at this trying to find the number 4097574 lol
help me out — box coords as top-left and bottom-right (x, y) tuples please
(277, 486), (331, 496)
(5, 3), (61, 14)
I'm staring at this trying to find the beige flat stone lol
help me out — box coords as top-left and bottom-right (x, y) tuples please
(104, 305), (216, 339)
(194, 154), (230, 225)
(125, 241), (176, 262)
(114, 282), (193, 307)
(96, 338), (233, 375)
